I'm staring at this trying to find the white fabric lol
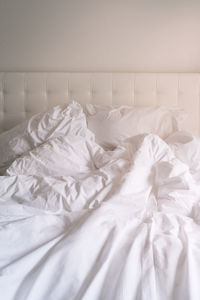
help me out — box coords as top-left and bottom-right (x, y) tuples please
(0, 101), (87, 175)
(166, 131), (200, 182)
(1, 130), (200, 300)
(86, 104), (186, 149)
(6, 134), (101, 178)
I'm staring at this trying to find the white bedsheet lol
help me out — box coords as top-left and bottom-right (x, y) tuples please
(1, 131), (200, 300)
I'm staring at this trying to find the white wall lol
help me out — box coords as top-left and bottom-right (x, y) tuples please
(0, 0), (200, 72)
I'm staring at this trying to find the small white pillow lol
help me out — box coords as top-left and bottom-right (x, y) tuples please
(0, 101), (87, 174)
(86, 104), (186, 149)
(6, 134), (101, 178)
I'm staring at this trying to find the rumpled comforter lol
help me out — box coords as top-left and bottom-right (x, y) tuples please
(1, 129), (200, 300)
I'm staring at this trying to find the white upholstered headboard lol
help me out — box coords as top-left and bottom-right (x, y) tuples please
(0, 72), (200, 135)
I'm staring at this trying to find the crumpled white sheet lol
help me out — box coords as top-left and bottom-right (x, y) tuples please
(5, 134), (101, 178)
(0, 101), (89, 175)
(1, 131), (200, 300)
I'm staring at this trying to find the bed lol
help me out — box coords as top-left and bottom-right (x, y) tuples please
(1, 72), (200, 300)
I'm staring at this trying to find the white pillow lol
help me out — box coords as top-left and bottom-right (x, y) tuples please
(85, 104), (186, 149)
(0, 101), (87, 175)
(6, 134), (101, 178)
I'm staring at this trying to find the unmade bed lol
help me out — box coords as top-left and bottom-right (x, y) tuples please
(1, 72), (200, 300)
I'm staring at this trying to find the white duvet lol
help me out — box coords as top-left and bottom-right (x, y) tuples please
(1, 127), (200, 299)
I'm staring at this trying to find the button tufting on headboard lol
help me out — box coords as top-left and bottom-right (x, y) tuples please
(0, 72), (200, 135)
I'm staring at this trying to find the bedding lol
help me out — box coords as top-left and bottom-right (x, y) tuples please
(5, 134), (100, 178)
(86, 104), (186, 149)
(166, 131), (200, 182)
(1, 103), (200, 300)
(0, 101), (86, 175)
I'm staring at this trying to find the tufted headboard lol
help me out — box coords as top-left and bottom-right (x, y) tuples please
(0, 72), (200, 135)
